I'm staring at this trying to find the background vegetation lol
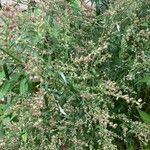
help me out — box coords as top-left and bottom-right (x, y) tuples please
(0, 0), (150, 149)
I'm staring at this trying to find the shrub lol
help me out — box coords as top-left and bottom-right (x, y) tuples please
(0, 0), (150, 149)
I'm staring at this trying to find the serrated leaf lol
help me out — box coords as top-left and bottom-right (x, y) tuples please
(137, 108), (150, 124)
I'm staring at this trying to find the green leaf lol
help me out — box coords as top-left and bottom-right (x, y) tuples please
(0, 70), (5, 79)
(0, 74), (21, 99)
(127, 145), (136, 150)
(2, 116), (11, 124)
(21, 132), (28, 143)
(0, 104), (4, 115)
(144, 143), (150, 150)
(136, 76), (150, 86)
(0, 125), (4, 137)
(51, 26), (59, 38)
(137, 108), (150, 124)
(20, 77), (29, 95)
(0, 81), (11, 99)
(0, 16), (9, 26)
(59, 72), (67, 85)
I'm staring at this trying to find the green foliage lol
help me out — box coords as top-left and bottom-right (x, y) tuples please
(137, 108), (150, 124)
(0, 0), (150, 149)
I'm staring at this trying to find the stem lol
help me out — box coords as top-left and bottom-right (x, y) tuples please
(0, 47), (23, 64)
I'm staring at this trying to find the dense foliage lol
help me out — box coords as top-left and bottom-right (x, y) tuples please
(0, 0), (150, 149)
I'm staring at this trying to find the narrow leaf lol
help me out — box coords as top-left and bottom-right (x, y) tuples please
(137, 108), (150, 124)
(0, 74), (21, 99)
(0, 125), (4, 137)
(0, 82), (11, 99)
(57, 103), (67, 116)
(0, 70), (5, 79)
(59, 72), (67, 85)
(20, 77), (29, 94)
